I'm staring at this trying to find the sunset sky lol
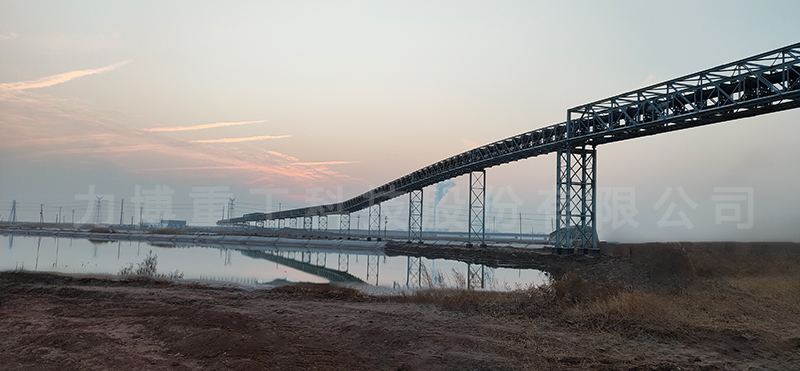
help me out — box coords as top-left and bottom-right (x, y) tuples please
(1, 1), (799, 242)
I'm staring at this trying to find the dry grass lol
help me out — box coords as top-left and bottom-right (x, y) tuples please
(402, 242), (800, 346)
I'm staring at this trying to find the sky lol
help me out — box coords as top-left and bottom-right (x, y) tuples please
(1, 0), (799, 242)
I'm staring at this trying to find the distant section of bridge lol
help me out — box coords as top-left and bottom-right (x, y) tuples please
(219, 42), (800, 254)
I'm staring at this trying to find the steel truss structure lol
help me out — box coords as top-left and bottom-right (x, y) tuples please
(366, 255), (379, 285)
(368, 204), (381, 241)
(467, 264), (485, 290)
(339, 214), (350, 236)
(219, 43), (800, 252)
(338, 253), (349, 272)
(556, 146), (597, 254)
(318, 215), (328, 231)
(303, 216), (313, 231)
(467, 171), (486, 248)
(406, 256), (421, 288)
(407, 190), (423, 243)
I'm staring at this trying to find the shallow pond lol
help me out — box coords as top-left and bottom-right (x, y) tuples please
(0, 234), (548, 291)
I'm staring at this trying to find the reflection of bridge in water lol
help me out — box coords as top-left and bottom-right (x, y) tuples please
(235, 247), (492, 290)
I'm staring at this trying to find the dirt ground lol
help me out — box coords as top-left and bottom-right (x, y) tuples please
(2, 242), (799, 370)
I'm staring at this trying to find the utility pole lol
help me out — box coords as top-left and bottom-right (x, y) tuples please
(9, 200), (16, 222)
(119, 198), (124, 225)
(357, 214), (361, 236)
(94, 196), (103, 224)
(72, 209), (75, 225)
(58, 207), (62, 224)
(139, 206), (143, 226)
(221, 205), (225, 220)
(384, 216), (388, 237)
(39, 204), (43, 223)
(519, 213), (522, 240)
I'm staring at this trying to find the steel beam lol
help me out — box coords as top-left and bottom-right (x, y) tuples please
(555, 146), (596, 254)
(407, 189), (423, 243)
(368, 203), (381, 241)
(467, 170), (487, 248)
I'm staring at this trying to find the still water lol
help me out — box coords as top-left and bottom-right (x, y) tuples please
(0, 234), (548, 291)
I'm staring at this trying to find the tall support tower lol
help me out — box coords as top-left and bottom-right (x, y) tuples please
(467, 263), (485, 290)
(406, 256), (421, 288)
(8, 200), (16, 222)
(318, 215), (328, 231)
(339, 213), (350, 237)
(94, 196), (103, 224)
(407, 190), (423, 243)
(368, 203), (381, 241)
(303, 216), (313, 231)
(555, 145), (597, 254)
(467, 170), (487, 248)
(366, 254), (380, 285)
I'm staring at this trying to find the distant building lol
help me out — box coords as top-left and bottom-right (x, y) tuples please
(161, 220), (187, 229)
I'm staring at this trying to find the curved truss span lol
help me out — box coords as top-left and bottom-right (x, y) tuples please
(221, 42), (800, 225)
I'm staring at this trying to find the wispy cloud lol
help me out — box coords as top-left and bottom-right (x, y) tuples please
(267, 150), (299, 162)
(293, 161), (359, 166)
(190, 135), (290, 143)
(0, 60), (131, 91)
(143, 120), (267, 132)
(0, 33), (17, 41)
(0, 90), (355, 186)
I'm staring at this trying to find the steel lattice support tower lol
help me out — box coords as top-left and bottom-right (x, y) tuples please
(555, 146), (597, 254)
(366, 254), (380, 285)
(406, 256), (421, 288)
(368, 203), (381, 241)
(303, 216), (313, 231)
(467, 171), (487, 248)
(288, 218), (297, 229)
(279, 219), (286, 229)
(467, 263), (485, 290)
(339, 214), (350, 237)
(338, 253), (349, 271)
(315, 252), (327, 266)
(318, 215), (328, 231)
(407, 190), (423, 243)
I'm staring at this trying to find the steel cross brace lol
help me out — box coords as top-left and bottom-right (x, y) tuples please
(366, 254), (380, 285)
(303, 216), (313, 231)
(407, 189), (424, 243)
(368, 203), (381, 241)
(555, 146), (597, 254)
(318, 215), (328, 231)
(467, 170), (487, 248)
(338, 253), (349, 272)
(467, 263), (485, 290)
(406, 256), (421, 288)
(339, 214), (350, 237)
